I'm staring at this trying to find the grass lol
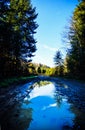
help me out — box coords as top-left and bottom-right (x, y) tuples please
(0, 75), (37, 88)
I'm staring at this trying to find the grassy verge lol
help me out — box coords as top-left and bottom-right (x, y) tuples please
(0, 75), (38, 88)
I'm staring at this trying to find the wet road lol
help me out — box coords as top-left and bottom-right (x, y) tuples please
(0, 76), (85, 130)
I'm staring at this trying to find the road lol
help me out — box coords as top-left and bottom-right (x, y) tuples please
(0, 76), (85, 129)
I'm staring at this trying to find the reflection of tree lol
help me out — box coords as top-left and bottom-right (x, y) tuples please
(30, 80), (51, 88)
(54, 92), (62, 108)
(1, 98), (33, 130)
(71, 106), (85, 130)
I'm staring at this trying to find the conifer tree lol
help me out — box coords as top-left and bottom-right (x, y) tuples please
(66, 1), (85, 79)
(0, 0), (38, 77)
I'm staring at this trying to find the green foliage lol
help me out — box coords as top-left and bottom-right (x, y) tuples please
(27, 63), (56, 76)
(30, 81), (51, 88)
(53, 51), (64, 77)
(0, 76), (37, 87)
(54, 51), (63, 66)
(66, 1), (85, 79)
(0, 0), (38, 78)
(37, 67), (41, 74)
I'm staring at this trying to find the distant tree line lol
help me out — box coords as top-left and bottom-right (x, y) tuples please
(28, 62), (65, 77)
(0, 0), (38, 79)
(27, 63), (55, 76)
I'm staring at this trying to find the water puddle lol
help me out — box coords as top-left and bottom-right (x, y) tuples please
(1, 80), (80, 130)
(22, 81), (75, 130)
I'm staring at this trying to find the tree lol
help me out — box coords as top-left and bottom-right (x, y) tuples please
(66, 1), (85, 79)
(54, 51), (63, 66)
(54, 51), (64, 76)
(37, 67), (41, 74)
(0, 0), (38, 78)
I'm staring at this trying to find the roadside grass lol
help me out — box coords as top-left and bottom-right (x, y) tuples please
(0, 75), (37, 88)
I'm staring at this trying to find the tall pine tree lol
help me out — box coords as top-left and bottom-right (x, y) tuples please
(0, 0), (38, 78)
(66, 1), (85, 79)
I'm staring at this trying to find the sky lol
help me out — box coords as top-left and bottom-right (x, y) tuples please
(31, 0), (78, 67)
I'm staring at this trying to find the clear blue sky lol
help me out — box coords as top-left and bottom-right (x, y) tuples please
(31, 0), (78, 67)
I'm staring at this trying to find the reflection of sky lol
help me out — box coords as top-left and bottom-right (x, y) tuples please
(22, 82), (75, 130)
(29, 83), (56, 99)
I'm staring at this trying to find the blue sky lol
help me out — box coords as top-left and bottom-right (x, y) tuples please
(31, 0), (78, 67)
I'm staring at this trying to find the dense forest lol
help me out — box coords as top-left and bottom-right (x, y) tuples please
(0, 0), (85, 80)
(64, 0), (85, 80)
(0, 0), (38, 78)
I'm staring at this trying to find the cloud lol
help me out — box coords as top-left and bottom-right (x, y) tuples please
(43, 45), (56, 52)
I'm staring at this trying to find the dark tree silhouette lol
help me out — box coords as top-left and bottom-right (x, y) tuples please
(0, 0), (38, 78)
(66, 1), (85, 79)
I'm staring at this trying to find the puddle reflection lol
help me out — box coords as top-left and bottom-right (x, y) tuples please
(24, 81), (75, 130)
(1, 80), (76, 130)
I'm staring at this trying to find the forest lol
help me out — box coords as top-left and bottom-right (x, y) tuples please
(0, 0), (85, 82)
(0, 1), (85, 129)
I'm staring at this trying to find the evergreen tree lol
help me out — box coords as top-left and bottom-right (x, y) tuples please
(54, 51), (64, 76)
(54, 51), (63, 66)
(0, 0), (38, 78)
(66, 1), (85, 79)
